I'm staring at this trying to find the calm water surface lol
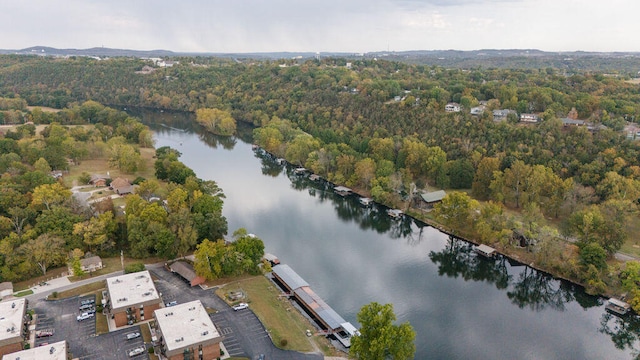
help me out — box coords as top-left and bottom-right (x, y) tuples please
(137, 109), (640, 359)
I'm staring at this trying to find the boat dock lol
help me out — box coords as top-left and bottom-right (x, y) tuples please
(358, 197), (373, 206)
(271, 264), (358, 348)
(605, 298), (631, 316)
(387, 208), (403, 219)
(334, 186), (352, 197)
(474, 244), (497, 258)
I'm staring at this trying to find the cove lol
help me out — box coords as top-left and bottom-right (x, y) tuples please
(133, 108), (640, 360)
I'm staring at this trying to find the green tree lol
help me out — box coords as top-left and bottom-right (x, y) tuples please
(350, 302), (416, 360)
(31, 183), (72, 210)
(472, 157), (500, 200)
(433, 191), (480, 231)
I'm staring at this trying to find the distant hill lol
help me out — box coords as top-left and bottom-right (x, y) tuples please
(1, 46), (639, 73)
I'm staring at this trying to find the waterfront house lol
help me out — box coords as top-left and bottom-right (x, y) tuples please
(475, 244), (497, 258)
(470, 105), (485, 116)
(419, 190), (446, 209)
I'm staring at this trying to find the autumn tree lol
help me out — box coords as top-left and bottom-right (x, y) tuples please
(195, 108), (237, 136)
(19, 234), (66, 275)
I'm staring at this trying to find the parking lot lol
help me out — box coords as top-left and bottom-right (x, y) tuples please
(29, 263), (322, 360)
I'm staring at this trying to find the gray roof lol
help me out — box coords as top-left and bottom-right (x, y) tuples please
(294, 287), (346, 330)
(421, 190), (446, 203)
(272, 264), (309, 290)
(561, 118), (585, 125)
(80, 256), (102, 267)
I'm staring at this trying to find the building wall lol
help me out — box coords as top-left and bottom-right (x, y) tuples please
(113, 302), (161, 328)
(0, 342), (23, 357)
(166, 343), (220, 360)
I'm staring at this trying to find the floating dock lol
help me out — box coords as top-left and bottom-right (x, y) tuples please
(387, 208), (403, 219)
(271, 264), (358, 348)
(358, 197), (373, 206)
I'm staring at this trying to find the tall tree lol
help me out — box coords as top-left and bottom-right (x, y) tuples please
(19, 234), (66, 275)
(350, 302), (416, 360)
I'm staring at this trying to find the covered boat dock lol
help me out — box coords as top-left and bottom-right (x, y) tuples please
(272, 264), (357, 347)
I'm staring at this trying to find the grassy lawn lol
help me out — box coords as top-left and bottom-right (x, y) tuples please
(14, 289), (34, 297)
(69, 256), (163, 282)
(13, 267), (71, 292)
(52, 282), (105, 299)
(140, 323), (159, 360)
(215, 276), (338, 355)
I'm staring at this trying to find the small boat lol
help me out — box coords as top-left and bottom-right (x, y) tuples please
(387, 209), (403, 219)
(251, 144), (260, 150)
(474, 244), (497, 258)
(309, 174), (321, 181)
(294, 167), (307, 175)
(605, 298), (631, 316)
(359, 197), (373, 206)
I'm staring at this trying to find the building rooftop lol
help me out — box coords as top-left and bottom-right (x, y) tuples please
(106, 270), (160, 312)
(0, 298), (26, 343)
(272, 264), (309, 291)
(2, 341), (67, 360)
(294, 286), (346, 330)
(155, 300), (221, 353)
(421, 190), (446, 203)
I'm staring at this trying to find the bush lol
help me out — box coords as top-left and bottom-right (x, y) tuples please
(51, 291), (58, 298)
(78, 172), (92, 185)
(280, 338), (288, 347)
(124, 262), (146, 274)
(148, 347), (154, 354)
(132, 176), (146, 185)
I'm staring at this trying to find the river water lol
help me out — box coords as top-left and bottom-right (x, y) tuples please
(136, 109), (640, 359)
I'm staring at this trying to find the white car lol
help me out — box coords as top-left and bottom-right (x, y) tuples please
(232, 302), (249, 311)
(77, 312), (94, 321)
(126, 332), (141, 340)
(128, 346), (145, 357)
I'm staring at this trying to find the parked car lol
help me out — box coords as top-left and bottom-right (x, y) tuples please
(128, 346), (145, 357)
(126, 332), (141, 340)
(80, 299), (95, 306)
(35, 329), (54, 338)
(233, 303), (249, 311)
(165, 301), (178, 307)
(79, 304), (94, 311)
(258, 354), (265, 360)
(77, 312), (94, 321)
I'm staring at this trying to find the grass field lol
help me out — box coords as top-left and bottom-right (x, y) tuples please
(215, 276), (339, 356)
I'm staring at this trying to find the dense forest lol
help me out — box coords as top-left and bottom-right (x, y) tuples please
(0, 102), (242, 282)
(1, 55), (640, 305)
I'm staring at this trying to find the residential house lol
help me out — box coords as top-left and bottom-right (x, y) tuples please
(493, 109), (516, 122)
(470, 105), (485, 116)
(519, 113), (541, 123)
(105, 271), (162, 328)
(168, 261), (205, 287)
(419, 190), (446, 209)
(0, 299), (28, 357)
(445, 103), (461, 112)
(68, 256), (103, 276)
(561, 118), (586, 127)
(154, 300), (223, 360)
(89, 173), (110, 187)
(110, 177), (134, 195)
(1, 340), (69, 360)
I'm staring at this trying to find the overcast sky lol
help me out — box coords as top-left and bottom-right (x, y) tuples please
(1, 0), (638, 53)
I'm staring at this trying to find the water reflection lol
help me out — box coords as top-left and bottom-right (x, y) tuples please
(139, 110), (640, 359)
